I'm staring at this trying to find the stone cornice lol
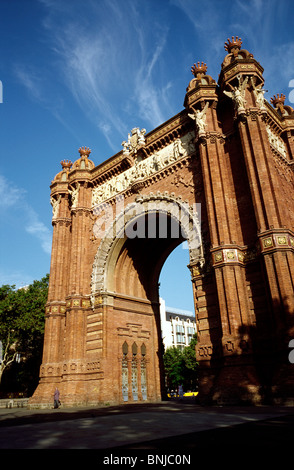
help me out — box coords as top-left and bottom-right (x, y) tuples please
(218, 57), (264, 89)
(263, 101), (294, 134)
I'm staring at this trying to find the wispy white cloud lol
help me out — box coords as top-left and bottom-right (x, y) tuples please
(24, 205), (52, 255)
(0, 268), (35, 289)
(0, 174), (26, 209)
(36, 0), (172, 145)
(172, 0), (294, 102)
(134, 30), (170, 126)
(14, 65), (45, 103)
(0, 174), (52, 255)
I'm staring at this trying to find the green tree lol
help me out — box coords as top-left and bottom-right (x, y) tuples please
(163, 334), (198, 392)
(182, 334), (198, 389)
(0, 274), (48, 394)
(163, 346), (185, 389)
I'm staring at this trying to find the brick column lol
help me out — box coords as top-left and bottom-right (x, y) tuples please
(238, 111), (294, 336)
(62, 176), (93, 403)
(29, 164), (72, 405)
(235, 94), (294, 402)
(198, 132), (251, 335)
(185, 60), (265, 404)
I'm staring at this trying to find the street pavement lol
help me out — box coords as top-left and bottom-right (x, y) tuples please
(0, 400), (293, 465)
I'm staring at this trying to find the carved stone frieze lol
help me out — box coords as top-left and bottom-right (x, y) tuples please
(92, 132), (195, 206)
(266, 125), (287, 159)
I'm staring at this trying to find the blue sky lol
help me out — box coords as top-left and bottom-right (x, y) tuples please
(0, 0), (293, 311)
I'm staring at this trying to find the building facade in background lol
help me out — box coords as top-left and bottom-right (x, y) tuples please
(30, 37), (294, 407)
(159, 298), (196, 350)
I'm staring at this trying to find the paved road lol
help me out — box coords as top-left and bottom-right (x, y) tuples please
(0, 401), (293, 465)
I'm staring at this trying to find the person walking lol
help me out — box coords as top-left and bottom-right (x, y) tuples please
(54, 387), (61, 409)
(178, 384), (184, 400)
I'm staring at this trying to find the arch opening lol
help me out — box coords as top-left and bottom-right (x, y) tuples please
(113, 212), (186, 301)
(159, 242), (194, 313)
(91, 193), (202, 403)
(91, 193), (203, 299)
(111, 211), (196, 401)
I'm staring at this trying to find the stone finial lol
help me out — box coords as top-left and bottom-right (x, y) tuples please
(60, 159), (72, 170)
(191, 62), (207, 79)
(78, 146), (91, 157)
(270, 93), (286, 113)
(224, 36), (242, 56)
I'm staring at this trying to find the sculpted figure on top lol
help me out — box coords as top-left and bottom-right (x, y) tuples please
(223, 75), (248, 113)
(188, 101), (209, 135)
(122, 127), (146, 156)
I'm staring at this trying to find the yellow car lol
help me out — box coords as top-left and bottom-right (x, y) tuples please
(167, 391), (198, 397)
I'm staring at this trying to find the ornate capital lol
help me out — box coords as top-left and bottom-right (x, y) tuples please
(197, 131), (225, 145)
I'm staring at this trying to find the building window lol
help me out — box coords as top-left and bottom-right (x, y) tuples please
(176, 333), (185, 344)
(176, 325), (184, 333)
(141, 344), (147, 401)
(187, 327), (195, 335)
(122, 342), (128, 402)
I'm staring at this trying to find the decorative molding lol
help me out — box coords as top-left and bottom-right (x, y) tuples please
(197, 131), (226, 145)
(211, 246), (257, 267)
(45, 302), (66, 316)
(51, 217), (71, 227)
(40, 360), (102, 378)
(259, 231), (294, 253)
(117, 323), (150, 340)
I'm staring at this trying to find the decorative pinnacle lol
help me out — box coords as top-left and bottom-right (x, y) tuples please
(78, 146), (91, 157)
(224, 36), (242, 54)
(191, 61), (207, 77)
(270, 93), (286, 107)
(60, 159), (72, 170)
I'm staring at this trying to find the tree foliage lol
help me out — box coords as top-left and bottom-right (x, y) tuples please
(0, 274), (48, 394)
(163, 346), (185, 388)
(163, 334), (198, 391)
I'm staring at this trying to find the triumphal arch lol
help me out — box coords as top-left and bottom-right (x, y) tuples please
(30, 37), (294, 407)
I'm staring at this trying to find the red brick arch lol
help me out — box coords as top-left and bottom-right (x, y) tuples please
(30, 38), (294, 407)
